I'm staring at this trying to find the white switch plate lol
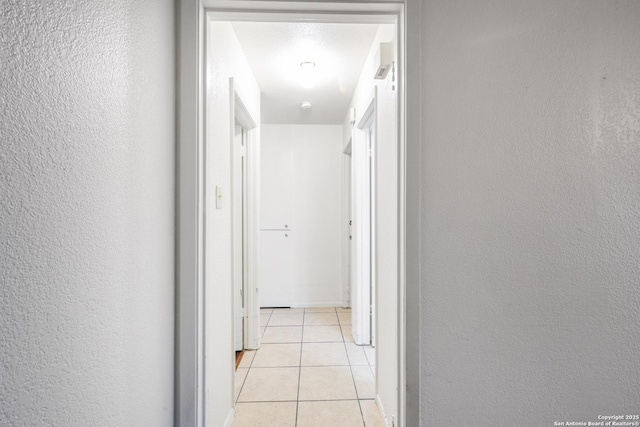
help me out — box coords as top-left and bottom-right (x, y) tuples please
(216, 185), (222, 209)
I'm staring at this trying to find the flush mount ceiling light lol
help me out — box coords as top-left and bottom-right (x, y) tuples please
(299, 61), (317, 88)
(301, 101), (312, 110)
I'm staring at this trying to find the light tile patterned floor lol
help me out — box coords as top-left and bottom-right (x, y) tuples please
(233, 307), (384, 427)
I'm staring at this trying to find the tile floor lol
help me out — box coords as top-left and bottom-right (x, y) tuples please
(233, 307), (383, 427)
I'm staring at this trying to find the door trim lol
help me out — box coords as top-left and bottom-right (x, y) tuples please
(352, 92), (376, 347)
(229, 79), (261, 351)
(177, 1), (421, 426)
(176, 1), (205, 426)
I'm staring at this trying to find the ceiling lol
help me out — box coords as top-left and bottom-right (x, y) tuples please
(231, 21), (380, 125)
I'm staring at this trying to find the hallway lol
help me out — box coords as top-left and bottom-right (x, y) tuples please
(233, 307), (383, 426)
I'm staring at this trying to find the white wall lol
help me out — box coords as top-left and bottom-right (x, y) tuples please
(0, 1), (175, 426)
(261, 124), (343, 307)
(206, 21), (261, 426)
(419, 1), (640, 425)
(343, 24), (399, 425)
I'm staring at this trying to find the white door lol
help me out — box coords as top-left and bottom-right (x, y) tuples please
(259, 140), (293, 307)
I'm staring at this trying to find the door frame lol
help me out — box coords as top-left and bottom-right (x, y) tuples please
(352, 92), (376, 347)
(230, 79), (261, 352)
(342, 138), (353, 308)
(176, 1), (422, 426)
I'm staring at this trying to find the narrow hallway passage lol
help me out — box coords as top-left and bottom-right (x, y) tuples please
(233, 307), (383, 426)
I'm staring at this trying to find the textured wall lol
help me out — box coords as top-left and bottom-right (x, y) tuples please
(0, 1), (175, 425)
(420, 1), (640, 425)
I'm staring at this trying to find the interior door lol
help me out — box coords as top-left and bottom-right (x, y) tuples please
(233, 125), (244, 351)
(259, 140), (293, 307)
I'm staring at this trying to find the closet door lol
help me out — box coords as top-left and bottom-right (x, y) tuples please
(260, 134), (294, 307)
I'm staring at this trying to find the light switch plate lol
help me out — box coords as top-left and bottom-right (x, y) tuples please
(216, 185), (222, 209)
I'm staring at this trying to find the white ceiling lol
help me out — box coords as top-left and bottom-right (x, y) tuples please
(231, 22), (380, 125)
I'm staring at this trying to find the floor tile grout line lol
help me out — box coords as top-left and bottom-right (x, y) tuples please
(241, 308), (269, 406)
(294, 308), (306, 427)
(245, 363), (364, 368)
(297, 398), (372, 402)
(266, 326), (307, 329)
(236, 398), (376, 404)
(240, 397), (375, 403)
(235, 369), (247, 405)
(262, 324), (343, 327)
(263, 341), (347, 344)
(340, 314), (368, 427)
(235, 317), (262, 404)
(264, 309), (273, 328)
(239, 398), (373, 404)
(242, 365), (303, 369)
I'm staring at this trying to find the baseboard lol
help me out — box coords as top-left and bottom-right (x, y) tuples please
(376, 394), (394, 427)
(222, 407), (235, 427)
(290, 301), (346, 308)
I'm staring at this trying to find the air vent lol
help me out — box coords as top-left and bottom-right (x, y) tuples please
(374, 42), (394, 80)
(376, 65), (390, 79)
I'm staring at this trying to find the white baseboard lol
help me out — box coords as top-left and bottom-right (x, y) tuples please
(290, 301), (346, 308)
(222, 408), (234, 427)
(376, 395), (394, 427)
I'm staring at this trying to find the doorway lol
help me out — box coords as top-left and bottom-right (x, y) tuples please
(176, 2), (409, 427)
(231, 82), (261, 355)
